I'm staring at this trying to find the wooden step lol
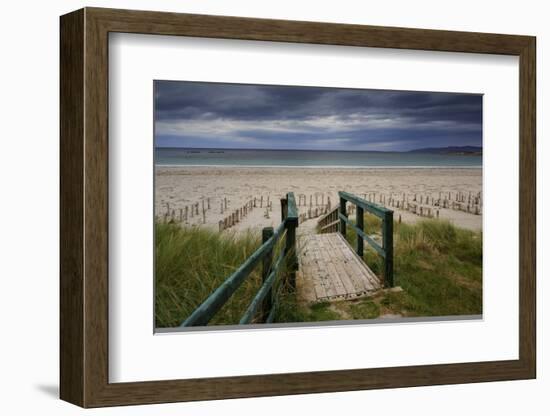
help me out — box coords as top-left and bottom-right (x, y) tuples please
(296, 232), (381, 303)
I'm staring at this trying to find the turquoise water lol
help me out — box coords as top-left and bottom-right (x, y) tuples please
(155, 148), (482, 168)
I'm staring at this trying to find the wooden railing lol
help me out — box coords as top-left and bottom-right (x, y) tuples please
(180, 192), (299, 327)
(319, 191), (394, 287)
(318, 206), (340, 233)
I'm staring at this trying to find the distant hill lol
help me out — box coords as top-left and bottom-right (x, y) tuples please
(407, 146), (482, 155)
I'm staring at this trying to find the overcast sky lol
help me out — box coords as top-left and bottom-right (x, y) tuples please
(154, 81), (482, 152)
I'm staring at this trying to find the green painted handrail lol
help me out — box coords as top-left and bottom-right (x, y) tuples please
(180, 192), (298, 327)
(339, 191), (390, 217)
(179, 221), (285, 327)
(239, 250), (286, 324)
(338, 212), (385, 257)
(286, 192), (299, 221)
(338, 191), (394, 287)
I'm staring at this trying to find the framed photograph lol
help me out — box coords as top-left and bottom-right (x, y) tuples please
(60, 7), (536, 407)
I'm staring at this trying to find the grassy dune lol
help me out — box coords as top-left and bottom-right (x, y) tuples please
(344, 216), (482, 319)
(155, 222), (268, 327)
(155, 216), (482, 328)
(272, 217), (482, 324)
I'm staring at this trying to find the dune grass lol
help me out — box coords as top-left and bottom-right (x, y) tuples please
(344, 215), (482, 319)
(155, 221), (338, 327)
(155, 222), (273, 327)
(156, 215), (482, 328)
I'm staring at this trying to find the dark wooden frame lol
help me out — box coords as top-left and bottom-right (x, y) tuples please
(60, 7), (536, 408)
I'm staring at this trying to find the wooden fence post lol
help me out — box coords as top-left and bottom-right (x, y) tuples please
(339, 196), (347, 238)
(356, 206), (364, 257)
(261, 227), (274, 321)
(280, 198), (288, 223)
(383, 210), (394, 287)
(286, 224), (297, 289)
(283, 194), (298, 289)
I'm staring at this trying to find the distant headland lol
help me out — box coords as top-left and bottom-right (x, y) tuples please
(407, 146), (482, 155)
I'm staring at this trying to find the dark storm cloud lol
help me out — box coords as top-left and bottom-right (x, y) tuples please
(154, 80), (482, 151)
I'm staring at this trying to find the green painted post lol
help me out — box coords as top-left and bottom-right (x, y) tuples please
(382, 210), (394, 287)
(339, 196), (347, 238)
(356, 206), (364, 257)
(284, 193), (299, 289)
(281, 198), (288, 222)
(261, 227), (274, 321)
(285, 224), (297, 289)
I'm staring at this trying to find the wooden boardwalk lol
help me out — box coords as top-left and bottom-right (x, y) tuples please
(296, 232), (381, 303)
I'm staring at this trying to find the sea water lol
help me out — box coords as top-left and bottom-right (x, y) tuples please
(155, 148), (482, 168)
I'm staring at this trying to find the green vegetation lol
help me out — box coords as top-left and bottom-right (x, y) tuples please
(156, 222), (270, 327)
(274, 295), (342, 323)
(349, 300), (380, 319)
(156, 214), (482, 328)
(344, 215), (482, 319)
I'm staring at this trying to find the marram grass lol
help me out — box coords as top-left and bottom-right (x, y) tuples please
(345, 216), (482, 319)
(156, 216), (482, 327)
(155, 222), (267, 327)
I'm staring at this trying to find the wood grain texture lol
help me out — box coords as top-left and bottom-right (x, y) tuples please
(59, 7), (536, 408)
(59, 8), (84, 406)
(518, 38), (537, 376)
(297, 233), (381, 301)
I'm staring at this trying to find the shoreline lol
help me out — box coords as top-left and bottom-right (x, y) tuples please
(156, 164), (482, 170)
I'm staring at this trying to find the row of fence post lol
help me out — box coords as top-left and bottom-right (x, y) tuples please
(219, 199), (255, 231)
(162, 198), (211, 224)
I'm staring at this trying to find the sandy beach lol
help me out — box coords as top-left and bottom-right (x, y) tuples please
(155, 166), (482, 233)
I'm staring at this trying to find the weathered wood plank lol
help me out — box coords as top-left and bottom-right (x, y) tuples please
(311, 242), (340, 298)
(317, 236), (348, 297)
(325, 234), (369, 294)
(329, 234), (374, 294)
(323, 234), (362, 295)
(333, 233), (380, 291)
(297, 233), (381, 302)
(310, 256), (337, 299)
(298, 236), (329, 300)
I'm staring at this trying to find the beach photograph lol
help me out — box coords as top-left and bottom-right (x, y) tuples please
(154, 81), (483, 329)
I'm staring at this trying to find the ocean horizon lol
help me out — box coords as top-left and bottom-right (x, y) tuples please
(155, 148), (482, 168)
